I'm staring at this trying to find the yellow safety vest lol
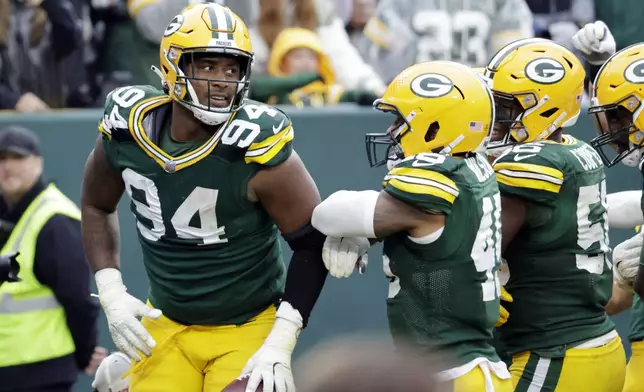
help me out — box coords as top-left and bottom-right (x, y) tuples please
(0, 184), (80, 367)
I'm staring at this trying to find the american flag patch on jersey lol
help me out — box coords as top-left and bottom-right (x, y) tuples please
(469, 121), (483, 132)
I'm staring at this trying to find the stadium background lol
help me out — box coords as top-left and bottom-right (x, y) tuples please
(0, 103), (638, 391)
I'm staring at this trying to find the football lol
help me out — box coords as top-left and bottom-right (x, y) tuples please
(222, 376), (263, 392)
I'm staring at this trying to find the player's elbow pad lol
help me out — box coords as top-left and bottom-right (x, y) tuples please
(606, 191), (644, 228)
(311, 190), (379, 238)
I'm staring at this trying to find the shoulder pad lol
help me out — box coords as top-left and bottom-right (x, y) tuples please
(221, 101), (293, 167)
(383, 153), (460, 215)
(493, 142), (564, 205)
(99, 85), (166, 142)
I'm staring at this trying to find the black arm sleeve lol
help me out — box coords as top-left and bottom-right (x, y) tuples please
(281, 223), (327, 328)
(588, 64), (602, 88)
(33, 215), (100, 370)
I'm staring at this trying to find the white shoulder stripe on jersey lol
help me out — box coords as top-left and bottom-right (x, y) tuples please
(385, 174), (460, 197)
(497, 168), (563, 185)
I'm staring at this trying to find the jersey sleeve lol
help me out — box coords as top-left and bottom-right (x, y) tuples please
(243, 106), (294, 167)
(97, 85), (162, 171)
(98, 88), (126, 171)
(382, 158), (459, 215)
(493, 151), (564, 207)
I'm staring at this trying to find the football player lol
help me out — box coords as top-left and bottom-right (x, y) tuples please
(80, 4), (328, 392)
(585, 40), (644, 301)
(312, 61), (513, 391)
(583, 38), (644, 392)
(356, 0), (534, 83)
(484, 38), (626, 391)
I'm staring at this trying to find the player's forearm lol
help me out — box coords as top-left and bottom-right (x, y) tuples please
(634, 268), (644, 301)
(605, 281), (633, 315)
(606, 191), (644, 228)
(281, 224), (328, 327)
(81, 206), (121, 272)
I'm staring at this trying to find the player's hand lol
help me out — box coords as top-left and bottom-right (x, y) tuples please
(322, 237), (370, 278)
(95, 268), (162, 361)
(241, 302), (302, 392)
(613, 231), (643, 290)
(572, 21), (616, 65)
(495, 286), (513, 327)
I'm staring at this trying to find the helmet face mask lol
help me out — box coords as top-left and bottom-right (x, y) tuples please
(168, 49), (253, 116)
(589, 97), (643, 167)
(366, 102), (411, 168)
(487, 91), (532, 155)
(589, 43), (644, 168)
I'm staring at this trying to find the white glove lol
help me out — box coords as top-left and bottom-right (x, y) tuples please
(241, 302), (301, 392)
(322, 237), (370, 278)
(572, 21), (616, 65)
(613, 231), (644, 290)
(95, 268), (162, 361)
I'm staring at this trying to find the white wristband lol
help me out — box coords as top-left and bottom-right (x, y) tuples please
(95, 268), (126, 296)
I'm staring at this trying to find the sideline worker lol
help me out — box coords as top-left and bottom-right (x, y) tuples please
(0, 126), (104, 392)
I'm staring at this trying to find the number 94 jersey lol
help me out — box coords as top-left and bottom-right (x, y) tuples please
(98, 85), (294, 326)
(493, 136), (614, 356)
(382, 152), (503, 371)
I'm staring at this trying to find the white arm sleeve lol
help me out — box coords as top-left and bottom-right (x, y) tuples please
(312, 190), (380, 238)
(606, 191), (644, 228)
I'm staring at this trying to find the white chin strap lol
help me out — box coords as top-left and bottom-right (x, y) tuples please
(182, 101), (232, 126)
(623, 147), (643, 167)
(486, 143), (511, 158)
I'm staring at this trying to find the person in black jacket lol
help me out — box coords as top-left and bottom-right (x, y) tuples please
(0, 125), (104, 392)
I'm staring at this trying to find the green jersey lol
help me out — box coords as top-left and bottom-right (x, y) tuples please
(629, 295), (644, 342)
(382, 152), (503, 368)
(494, 136), (614, 357)
(98, 85), (294, 325)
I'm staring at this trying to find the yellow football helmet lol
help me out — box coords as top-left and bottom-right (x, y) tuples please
(483, 38), (585, 156)
(366, 61), (495, 167)
(159, 3), (253, 125)
(589, 43), (644, 167)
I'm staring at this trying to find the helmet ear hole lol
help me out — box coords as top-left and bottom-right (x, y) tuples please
(540, 107), (559, 118)
(425, 121), (439, 142)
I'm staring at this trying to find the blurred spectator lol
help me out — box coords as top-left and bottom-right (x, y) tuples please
(344, 0), (376, 48)
(594, 0), (644, 50)
(295, 336), (452, 392)
(527, 0), (594, 51)
(356, 0), (534, 84)
(250, 0), (386, 95)
(0, 0), (83, 111)
(97, 0), (254, 93)
(0, 126), (103, 392)
(251, 27), (378, 107)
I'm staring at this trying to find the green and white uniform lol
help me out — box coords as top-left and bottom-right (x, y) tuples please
(493, 136), (614, 357)
(382, 152), (504, 372)
(98, 85), (295, 325)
